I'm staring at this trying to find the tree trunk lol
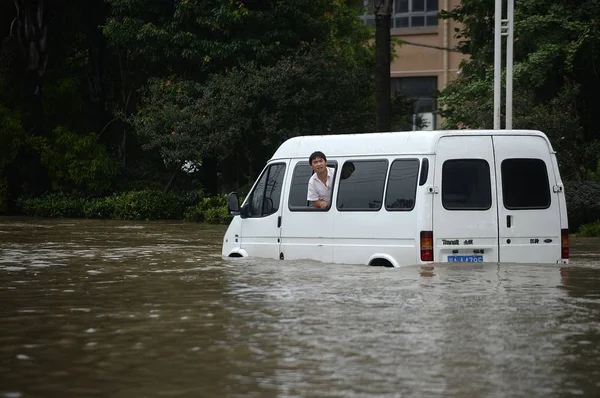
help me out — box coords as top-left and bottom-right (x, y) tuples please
(164, 160), (183, 194)
(86, 0), (109, 132)
(202, 156), (219, 196)
(375, 0), (393, 132)
(11, 0), (50, 195)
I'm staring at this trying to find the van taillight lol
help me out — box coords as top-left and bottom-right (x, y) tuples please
(561, 229), (569, 259)
(420, 231), (433, 262)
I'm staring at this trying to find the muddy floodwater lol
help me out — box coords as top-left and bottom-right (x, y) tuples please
(1, 217), (599, 398)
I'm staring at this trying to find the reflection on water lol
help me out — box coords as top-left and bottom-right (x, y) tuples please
(0, 217), (599, 398)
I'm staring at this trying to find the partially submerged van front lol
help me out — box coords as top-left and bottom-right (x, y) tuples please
(222, 211), (245, 258)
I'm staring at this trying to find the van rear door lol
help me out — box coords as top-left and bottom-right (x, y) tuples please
(492, 135), (562, 263)
(433, 136), (500, 263)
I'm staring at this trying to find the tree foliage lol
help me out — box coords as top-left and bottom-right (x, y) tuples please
(121, 0), (375, 188)
(134, 43), (374, 181)
(0, 0), (381, 208)
(438, 0), (600, 180)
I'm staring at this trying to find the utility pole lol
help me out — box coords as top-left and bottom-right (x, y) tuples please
(493, 0), (514, 129)
(374, 0), (393, 132)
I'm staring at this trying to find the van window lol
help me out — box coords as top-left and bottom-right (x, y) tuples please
(501, 158), (550, 209)
(247, 163), (286, 217)
(288, 162), (337, 210)
(419, 158), (429, 186)
(385, 159), (419, 211)
(442, 159), (491, 210)
(337, 160), (388, 211)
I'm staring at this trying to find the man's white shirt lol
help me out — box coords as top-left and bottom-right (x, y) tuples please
(307, 167), (335, 203)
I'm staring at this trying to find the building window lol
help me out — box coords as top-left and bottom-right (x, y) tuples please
(360, 0), (438, 29)
(392, 76), (437, 114)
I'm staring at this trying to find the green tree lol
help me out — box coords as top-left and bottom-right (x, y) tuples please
(438, 0), (600, 180)
(107, 0), (374, 191)
(0, 0), (134, 211)
(134, 44), (375, 190)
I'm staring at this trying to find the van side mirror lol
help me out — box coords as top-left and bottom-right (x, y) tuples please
(227, 192), (241, 216)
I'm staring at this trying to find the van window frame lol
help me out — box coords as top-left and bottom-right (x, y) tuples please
(287, 160), (338, 212)
(385, 158), (420, 212)
(419, 158), (429, 186)
(336, 159), (389, 212)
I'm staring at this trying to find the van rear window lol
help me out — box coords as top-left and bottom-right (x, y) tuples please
(385, 159), (419, 211)
(442, 159), (491, 210)
(501, 159), (550, 209)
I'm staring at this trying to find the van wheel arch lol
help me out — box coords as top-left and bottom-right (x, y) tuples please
(367, 254), (399, 268)
(227, 249), (248, 258)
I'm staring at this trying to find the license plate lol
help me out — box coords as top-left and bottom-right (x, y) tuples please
(447, 255), (483, 263)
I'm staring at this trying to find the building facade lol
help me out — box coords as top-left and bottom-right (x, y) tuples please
(362, 0), (468, 129)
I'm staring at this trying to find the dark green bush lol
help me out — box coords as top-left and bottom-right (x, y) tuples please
(83, 195), (119, 219)
(564, 181), (600, 232)
(15, 189), (233, 222)
(183, 194), (232, 224)
(18, 192), (86, 218)
(113, 190), (181, 220)
(577, 220), (600, 237)
(174, 189), (205, 210)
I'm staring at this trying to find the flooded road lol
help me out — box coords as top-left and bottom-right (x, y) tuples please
(1, 217), (599, 398)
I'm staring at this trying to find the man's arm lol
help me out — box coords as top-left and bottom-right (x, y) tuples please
(311, 199), (328, 209)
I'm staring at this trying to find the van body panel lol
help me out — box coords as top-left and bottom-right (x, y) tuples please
(222, 216), (243, 257)
(279, 212), (334, 262)
(279, 159), (334, 262)
(330, 155), (421, 266)
(334, 238), (417, 265)
(332, 214), (418, 266)
(238, 215), (282, 259)
(551, 154), (569, 230)
(433, 136), (500, 263)
(270, 130), (553, 160)
(492, 135), (562, 263)
(419, 156), (435, 264)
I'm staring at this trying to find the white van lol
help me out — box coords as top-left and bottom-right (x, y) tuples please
(222, 130), (569, 267)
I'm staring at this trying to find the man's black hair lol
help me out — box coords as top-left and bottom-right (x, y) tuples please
(309, 151), (327, 165)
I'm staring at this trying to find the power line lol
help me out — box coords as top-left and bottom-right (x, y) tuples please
(400, 40), (462, 53)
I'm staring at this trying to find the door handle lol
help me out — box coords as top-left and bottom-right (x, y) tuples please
(506, 215), (512, 228)
(277, 216), (282, 228)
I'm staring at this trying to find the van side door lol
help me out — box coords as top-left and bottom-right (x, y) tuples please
(433, 136), (500, 263)
(239, 162), (287, 259)
(493, 135), (562, 263)
(280, 159), (336, 262)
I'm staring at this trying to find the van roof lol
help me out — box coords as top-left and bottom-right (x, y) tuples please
(271, 129), (554, 160)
